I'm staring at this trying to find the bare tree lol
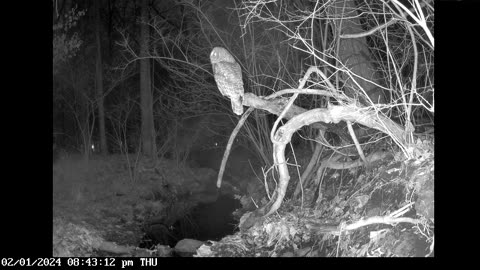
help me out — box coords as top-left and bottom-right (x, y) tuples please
(95, 0), (108, 155)
(139, 0), (157, 158)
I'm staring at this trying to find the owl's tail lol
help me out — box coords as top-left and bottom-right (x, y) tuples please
(231, 96), (243, 115)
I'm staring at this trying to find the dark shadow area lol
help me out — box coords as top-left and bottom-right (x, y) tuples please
(140, 194), (241, 249)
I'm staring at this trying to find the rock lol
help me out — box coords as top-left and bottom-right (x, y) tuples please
(174, 239), (204, 256)
(281, 251), (294, 257)
(156, 245), (173, 257)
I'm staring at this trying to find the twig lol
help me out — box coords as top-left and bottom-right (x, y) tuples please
(340, 18), (399, 39)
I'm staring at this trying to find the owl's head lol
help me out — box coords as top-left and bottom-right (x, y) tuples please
(210, 47), (236, 64)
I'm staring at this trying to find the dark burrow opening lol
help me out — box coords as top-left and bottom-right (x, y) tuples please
(139, 194), (242, 249)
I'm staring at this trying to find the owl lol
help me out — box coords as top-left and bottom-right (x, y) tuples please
(210, 47), (244, 115)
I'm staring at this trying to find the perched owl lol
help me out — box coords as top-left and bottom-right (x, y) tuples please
(210, 47), (244, 115)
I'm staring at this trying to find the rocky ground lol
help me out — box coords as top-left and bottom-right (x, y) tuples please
(53, 138), (434, 257)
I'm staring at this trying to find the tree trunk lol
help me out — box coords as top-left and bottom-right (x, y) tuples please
(78, 91), (92, 162)
(139, 0), (157, 158)
(95, 0), (108, 155)
(332, 0), (386, 104)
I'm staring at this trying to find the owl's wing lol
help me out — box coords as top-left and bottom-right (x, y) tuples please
(231, 62), (244, 87)
(217, 63), (244, 88)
